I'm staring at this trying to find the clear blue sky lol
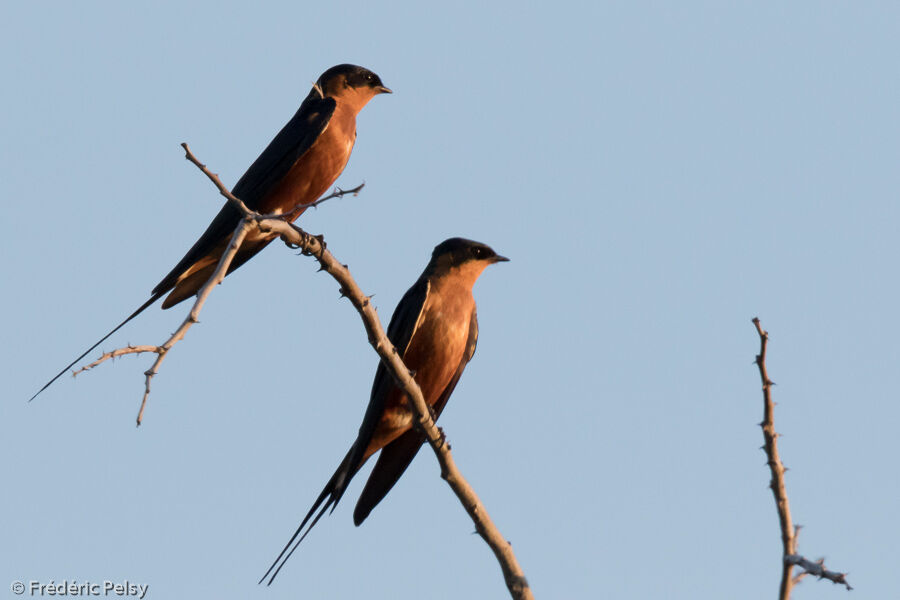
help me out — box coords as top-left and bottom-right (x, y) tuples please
(2, 2), (897, 598)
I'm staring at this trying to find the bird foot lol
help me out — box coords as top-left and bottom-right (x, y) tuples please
(284, 227), (326, 260)
(310, 234), (327, 259)
(283, 223), (309, 250)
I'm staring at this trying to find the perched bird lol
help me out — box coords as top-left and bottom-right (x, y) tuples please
(261, 237), (508, 584)
(31, 64), (391, 400)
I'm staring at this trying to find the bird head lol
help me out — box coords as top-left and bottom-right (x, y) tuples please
(428, 238), (509, 286)
(316, 64), (391, 109)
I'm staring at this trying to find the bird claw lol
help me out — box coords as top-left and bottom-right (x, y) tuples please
(311, 234), (327, 260)
(288, 227), (327, 260)
(284, 223), (309, 250)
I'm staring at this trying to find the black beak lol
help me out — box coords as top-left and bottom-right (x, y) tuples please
(491, 255), (510, 263)
(376, 85), (392, 94)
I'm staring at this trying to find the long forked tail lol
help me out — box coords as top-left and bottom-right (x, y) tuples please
(260, 449), (358, 586)
(29, 291), (165, 401)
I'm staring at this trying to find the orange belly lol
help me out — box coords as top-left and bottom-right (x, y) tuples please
(363, 292), (474, 458)
(257, 121), (355, 220)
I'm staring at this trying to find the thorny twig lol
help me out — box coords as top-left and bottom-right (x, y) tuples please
(753, 318), (851, 597)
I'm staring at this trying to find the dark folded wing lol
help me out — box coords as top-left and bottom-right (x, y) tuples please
(151, 89), (336, 297)
(231, 89), (336, 208)
(342, 276), (431, 479)
(352, 309), (478, 525)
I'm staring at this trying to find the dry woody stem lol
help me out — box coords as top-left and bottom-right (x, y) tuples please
(752, 318), (851, 598)
(74, 143), (533, 599)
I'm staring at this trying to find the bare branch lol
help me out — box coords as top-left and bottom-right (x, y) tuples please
(133, 218), (253, 426)
(785, 555), (852, 590)
(69, 214), (252, 426)
(72, 345), (162, 375)
(753, 318), (796, 599)
(181, 142), (254, 216)
(752, 318), (850, 598)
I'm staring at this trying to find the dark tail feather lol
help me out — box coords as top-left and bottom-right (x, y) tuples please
(260, 448), (360, 585)
(262, 492), (335, 586)
(353, 429), (425, 526)
(29, 291), (165, 402)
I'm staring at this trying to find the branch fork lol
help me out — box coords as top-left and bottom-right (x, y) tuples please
(71, 143), (532, 599)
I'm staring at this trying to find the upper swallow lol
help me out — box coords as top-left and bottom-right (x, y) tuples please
(261, 237), (509, 584)
(32, 64), (391, 400)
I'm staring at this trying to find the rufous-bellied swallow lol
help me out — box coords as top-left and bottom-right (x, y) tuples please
(31, 64), (391, 400)
(260, 237), (508, 584)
